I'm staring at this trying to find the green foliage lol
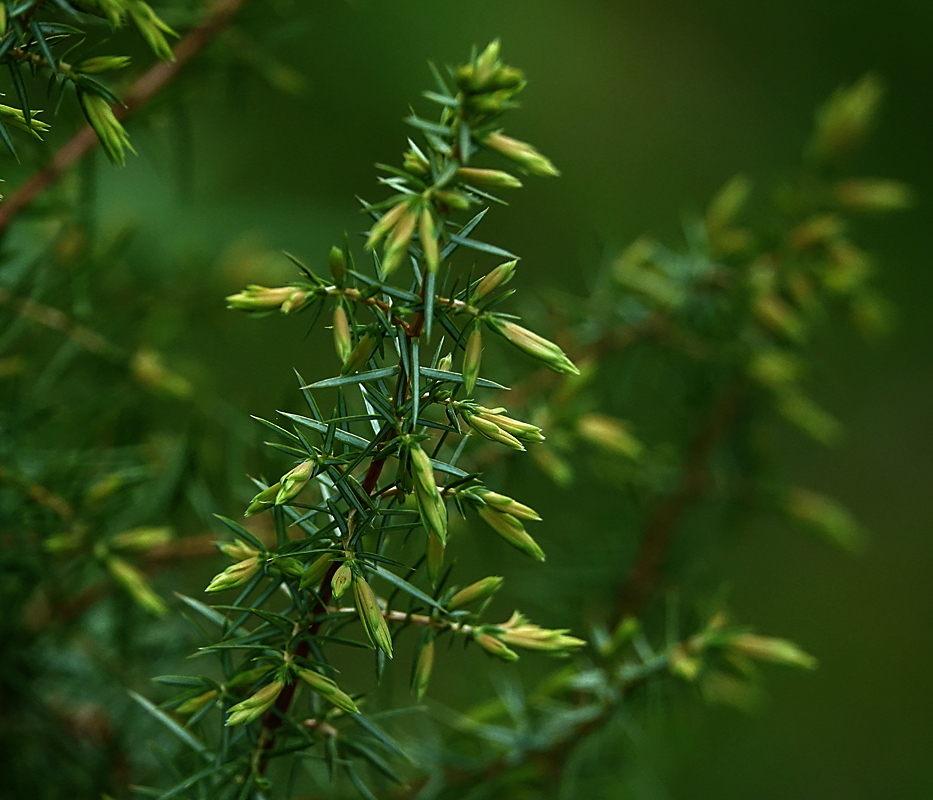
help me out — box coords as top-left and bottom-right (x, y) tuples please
(0, 9), (910, 800)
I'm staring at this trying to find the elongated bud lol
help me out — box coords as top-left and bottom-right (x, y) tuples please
(577, 414), (644, 459)
(78, 55), (132, 74)
(412, 638), (435, 700)
(474, 260), (517, 299)
(226, 285), (310, 314)
(437, 354), (453, 372)
(246, 482), (281, 516)
(433, 189), (472, 211)
(785, 487), (864, 551)
(404, 141), (430, 175)
(486, 317), (579, 375)
(833, 179), (913, 212)
(495, 611), (586, 653)
(225, 680), (284, 726)
(341, 331), (377, 375)
(474, 632), (519, 662)
(109, 526), (173, 552)
(331, 560), (353, 600)
(177, 689), (217, 715)
(365, 200), (409, 250)
(477, 506), (545, 561)
(409, 444), (448, 545)
(477, 491), (540, 521)
(276, 459), (316, 505)
(730, 634), (818, 670)
(106, 556), (168, 616)
(218, 541), (259, 561)
(300, 552), (335, 589)
(79, 93), (135, 166)
(329, 245), (346, 283)
(382, 207), (418, 276)
(427, 534), (444, 586)
(419, 208), (440, 274)
(332, 306), (352, 364)
(483, 132), (559, 177)
(456, 167), (522, 189)
(463, 328), (482, 394)
(449, 576), (504, 609)
(475, 407), (545, 443)
(475, 39), (501, 87)
(812, 73), (883, 162)
(464, 412), (525, 450)
(206, 556), (260, 593)
(127, 1), (178, 62)
(354, 575), (393, 658)
(296, 668), (359, 714)
(226, 666), (274, 689)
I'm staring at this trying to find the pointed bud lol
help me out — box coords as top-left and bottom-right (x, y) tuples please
(464, 412), (525, 450)
(495, 611), (586, 653)
(483, 132), (559, 177)
(475, 407), (545, 443)
(427, 534), (445, 586)
(477, 506), (545, 561)
(354, 575), (393, 658)
(434, 190), (472, 211)
(109, 526), (173, 552)
(474, 632), (519, 662)
(226, 285), (310, 314)
(463, 328), (482, 395)
(576, 414), (644, 459)
(218, 540), (259, 561)
(296, 668), (359, 714)
(341, 331), (378, 375)
(79, 93), (135, 166)
(419, 208), (440, 274)
(486, 318), (578, 375)
(382, 207), (418, 276)
(475, 40), (501, 87)
(730, 634), (818, 670)
(176, 689), (218, 715)
(246, 482), (281, 516)
(456, 167), (522, 189)
(300, 552), (335, 589)
(412, 638), (435, 700)
(333, 306), (352, 364)
(77, 55), (132, 74)
(226, 666), (273, 689)
(106, 556), (168, 616)
(437, 354), (453, 372)
(812, 73), (883, 162)
(477, 491), (540, 521)
(329, 245), (346, 284)
(225, 680), (284, 726)
(365, 200), (409, 250)
(206, 556), (260, 593)
(474, 260), (517, 299)
(449, 576), (504, 609)
(276, 459), (316, 505)
(409, 444), (448, 545)
(331, 560), (353, 600)
(785, 487), (864, 551)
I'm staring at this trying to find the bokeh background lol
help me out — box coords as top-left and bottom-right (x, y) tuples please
(8, 0), (931, 796)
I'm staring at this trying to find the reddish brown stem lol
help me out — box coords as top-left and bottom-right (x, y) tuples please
(0, 0), (252, 234)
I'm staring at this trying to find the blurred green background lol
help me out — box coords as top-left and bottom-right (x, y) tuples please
(16, 0), (932, 796)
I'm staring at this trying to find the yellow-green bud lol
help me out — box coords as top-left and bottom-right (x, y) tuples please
(483, 132), (559, 177)
(833, 179), (912, 212)
(448, 576), (504, 610)
(474, 632), (518, 662)
(78, 55), (132, 74)
(477, 506), (545, 561)
(79, 93), (135, 166)
(811, 73), (883, 162)
(413, 639), (434, 700)
(495, 611), (586, 653)
(437, 354), (453, 372)
(353, 575), (393, 658)
(576, 414), (644, 459)
(409, 444), (448, 545)
(474, 39), (501, 87)
(106, 556), (168, 616)
(474, 260), (517, 299)
(456, 167), (522, 189)
(465, 412), (525, 450)
(729, 634), (818, 670)
(419, 208), (440, 274)
(341, 331), (377, 376)
(300, 552), (335, 589)
(382, 207), (418, 277)
(333, 305), (352, 364)
(109, 526), (173, 552)
(462, 328), (483, 395)
(331, 560), (353, 600)
(206, 556), (260, 593)
(176, 689), (217, 715)
(245, 483), (281, 516)
(225, 285), (309, 314)
(475, 407), (545, 443)
(296, 668), (359, 714)
(329, 245), (346, 284)
(365, 200), (409, 251)
(785, 487), (864, 551)
(477, 491), (540, 521)
(434, 190), (472, 211)
(487, 318), (578, 375)
(218, 540), (259, 561)
(225, 680), (284, 726)
(276, 459), (316, 505)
